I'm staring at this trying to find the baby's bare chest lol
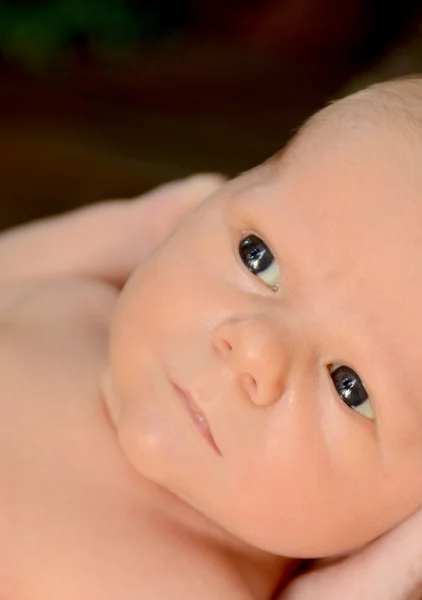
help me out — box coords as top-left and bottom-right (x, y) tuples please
(0, 279), (250, 600)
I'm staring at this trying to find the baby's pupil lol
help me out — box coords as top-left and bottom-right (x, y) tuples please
(239, 235), (273, 274)
(331, 366), (368, 408)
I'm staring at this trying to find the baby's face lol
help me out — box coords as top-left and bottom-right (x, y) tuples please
(108, 115), (422, 558)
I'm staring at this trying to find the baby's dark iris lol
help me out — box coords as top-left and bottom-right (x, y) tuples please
(239, 235), (274, 275)
(330, 366), (368, 408)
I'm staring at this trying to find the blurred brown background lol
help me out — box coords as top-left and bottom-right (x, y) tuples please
(0, 0), (421, 230)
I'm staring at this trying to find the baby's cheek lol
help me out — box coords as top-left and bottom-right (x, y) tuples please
(215, 431), (410, 559)
(112, 380), (173, 486)
(219, 412), (334, 554)
(221, 452), (332, 556)
(116, 407), (158, 480)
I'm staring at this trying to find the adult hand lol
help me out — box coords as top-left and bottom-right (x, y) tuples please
(122, 173), (226, 253)
(0, 173), (225, 286)
(281, 505), (422, 600)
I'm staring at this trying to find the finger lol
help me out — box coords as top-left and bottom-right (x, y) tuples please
(353, 506), (422, 600)
(138, 173), (227, 212)
(283, 508), (422, 600)
(0, 174), (226, 286)
(129, 173), (227, 249)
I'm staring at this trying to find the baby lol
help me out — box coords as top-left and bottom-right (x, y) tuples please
(2, 77), (422, 599)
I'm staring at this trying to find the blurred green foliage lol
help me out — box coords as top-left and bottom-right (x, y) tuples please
(0, 0), (184, 69)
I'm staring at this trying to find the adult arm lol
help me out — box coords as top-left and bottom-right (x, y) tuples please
(0, 174), (224, 287)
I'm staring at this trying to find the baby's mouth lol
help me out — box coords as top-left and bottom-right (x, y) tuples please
(171, 382), (221, 455)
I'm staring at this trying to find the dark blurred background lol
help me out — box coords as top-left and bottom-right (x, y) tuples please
(0, 0), (421, 229)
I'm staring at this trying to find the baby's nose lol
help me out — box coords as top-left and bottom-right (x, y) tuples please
(212, 316), (290, 406)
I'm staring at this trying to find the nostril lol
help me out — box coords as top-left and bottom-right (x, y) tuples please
(241, 373), (257, 398)
(224, 340), (233, 352)
(214, 337), (232, 354)
(219, 339), (232, 352)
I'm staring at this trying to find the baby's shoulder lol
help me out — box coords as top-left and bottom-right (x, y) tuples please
(0, 277), (119, 346)
(0, 276), (118, 328)
(0, 276), (117, 404)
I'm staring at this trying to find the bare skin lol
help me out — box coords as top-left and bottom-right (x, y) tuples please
(0, 176), (294, 600)
(0, 278), (284, 598)
(3, 79), (422, 599)
(107, 88), (422, 560)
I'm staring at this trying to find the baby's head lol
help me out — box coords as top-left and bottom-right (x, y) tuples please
(106, 77), (422, 558)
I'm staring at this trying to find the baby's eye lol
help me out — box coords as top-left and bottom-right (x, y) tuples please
(329, 365), (375, 420)
(239, 234), (279, 290)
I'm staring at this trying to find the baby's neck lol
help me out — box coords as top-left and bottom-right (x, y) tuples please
(139, 476), (298, 597)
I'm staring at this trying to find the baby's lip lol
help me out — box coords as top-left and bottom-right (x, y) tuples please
(171, 381), (221, 455)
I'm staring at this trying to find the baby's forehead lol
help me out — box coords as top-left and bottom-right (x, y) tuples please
(288, 79), (422, 163)
(240, 84), (422, 224)
(220, 89), (422, 326)
(220, 79), (422, 281)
